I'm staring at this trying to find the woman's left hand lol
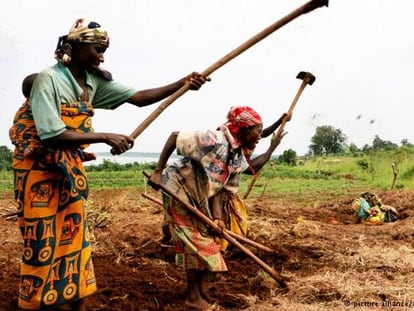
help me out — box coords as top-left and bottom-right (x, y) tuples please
(270, 131), (287, 148)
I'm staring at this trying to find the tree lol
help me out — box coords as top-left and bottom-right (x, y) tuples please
(278, 149), (297, 166)
(309, 125), (347, 156)
(0, 145), (12, 170)
(362, 144), (372, 153)
(401, 139), (413, 148)
(348, 143), (360, 154)
(372, 135), (398, 151)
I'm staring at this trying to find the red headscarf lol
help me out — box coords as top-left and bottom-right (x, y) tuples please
(224, 106), (263, 137)
(219, 106), (262, 150)
(220, 106), (262, 176)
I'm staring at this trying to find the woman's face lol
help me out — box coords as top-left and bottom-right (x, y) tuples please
(78, 43), (107, 73)
(239, 124), (263, 150)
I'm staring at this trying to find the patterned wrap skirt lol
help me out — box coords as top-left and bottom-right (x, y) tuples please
(13, 150), (97, 310)
(10, 100), (97, 309)
(162, 167), (227, 272)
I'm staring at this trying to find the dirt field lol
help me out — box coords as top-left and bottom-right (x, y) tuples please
(1, 187), (414, 311)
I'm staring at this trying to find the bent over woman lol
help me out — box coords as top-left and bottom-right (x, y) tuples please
(149, 106), (288, 310)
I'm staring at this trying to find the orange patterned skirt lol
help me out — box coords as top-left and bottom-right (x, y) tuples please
(13, 149), (96, 310)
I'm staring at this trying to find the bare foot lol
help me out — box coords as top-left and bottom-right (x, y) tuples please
(185, 299), (219, 310)
(185, 298), (209, 310)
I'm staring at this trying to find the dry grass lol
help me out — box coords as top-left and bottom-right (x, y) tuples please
(1, 188), (414, 310)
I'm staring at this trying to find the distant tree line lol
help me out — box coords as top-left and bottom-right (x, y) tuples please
(307, 125), (412, 157)
(277, 125), (413, 166)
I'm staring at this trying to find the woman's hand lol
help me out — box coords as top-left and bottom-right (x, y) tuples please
(283, 112), (292, 122)
(213, 218), (226, 243)
(214, 218), (226, 232)
(107, 133), (134, 155)
(148, 170), (162, 191)
(270, 131), (287, 149)
(187, 72), (211, 90)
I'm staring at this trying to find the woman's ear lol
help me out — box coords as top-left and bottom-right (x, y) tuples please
(237, 127), (249, 144)
(236, 127), (246, 139)
(238, 127), (248, 136)
(70, 40), (82, 54)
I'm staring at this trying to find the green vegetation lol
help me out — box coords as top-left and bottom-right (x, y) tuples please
(0, 171), (14, 193)
(0, 146), (12, 171)
(309, 125), (347, 155)
(1, 149), (413, 206)
(243, 150), (414, 205)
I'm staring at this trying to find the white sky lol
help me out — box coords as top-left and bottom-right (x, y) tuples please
(1, 0), (413, 156)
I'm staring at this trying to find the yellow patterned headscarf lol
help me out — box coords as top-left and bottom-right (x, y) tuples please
(67, 18), (109, 46)
(55, 18), (109, 64)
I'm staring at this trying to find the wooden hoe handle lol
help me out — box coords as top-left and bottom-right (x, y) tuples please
(141, 192), (281, 255)
(275, 71), (316, 138)
(142, 171), (288, 288)
(243, 71), (316, 199)
(129, 0), (328, 140)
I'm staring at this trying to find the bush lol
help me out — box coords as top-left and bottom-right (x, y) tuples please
(278, 149), (297, 166)
(401, 166), (414, 180)
(0, 146), (12, 171)
(356, 159), (369, 170)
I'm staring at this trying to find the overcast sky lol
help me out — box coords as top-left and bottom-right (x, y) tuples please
(1, 0), (413, 156)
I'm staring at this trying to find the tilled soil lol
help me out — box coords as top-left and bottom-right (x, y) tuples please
(1, 188), (414, 311)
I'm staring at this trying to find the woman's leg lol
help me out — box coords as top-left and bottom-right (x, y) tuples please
(185, 269), (209, 309)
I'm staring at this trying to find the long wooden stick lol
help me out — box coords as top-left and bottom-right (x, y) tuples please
(225, 229), (290, 258)
(273, 73), (314, 141)
(141, 193), (163, 206)
(391, 162), (399, 190)
(141, 191), (282, 255)
(243, 172), (260, 200)
(129, 0), (328, 139)
(243, 72), (315, 200)
(142, 171), (287, 287)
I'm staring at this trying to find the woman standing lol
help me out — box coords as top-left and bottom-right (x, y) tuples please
(9, 18), (208, 311)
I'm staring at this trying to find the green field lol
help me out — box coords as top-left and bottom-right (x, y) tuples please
(1, 149), (413, 205)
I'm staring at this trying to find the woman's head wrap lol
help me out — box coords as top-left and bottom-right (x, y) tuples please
(219, 106), (262, 151)
(55, 18), (109, 65)
(224, 106), (263, 137)
(66, 19), (109, 46)
(219, 106), (263, 175)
